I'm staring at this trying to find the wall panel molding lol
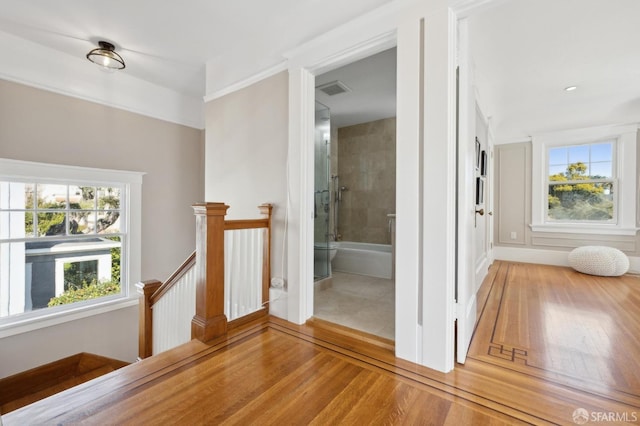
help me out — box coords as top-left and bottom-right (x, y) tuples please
(530, 232), (637, 252)
(496, 143), (529, 245)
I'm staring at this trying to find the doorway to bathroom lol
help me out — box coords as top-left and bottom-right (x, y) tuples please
(312, 47), (397, 340)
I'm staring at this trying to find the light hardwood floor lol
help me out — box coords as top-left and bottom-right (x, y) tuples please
(2, 320), (526, 425)
(2, 261), (639, 424)
(468, 261), (640, 402)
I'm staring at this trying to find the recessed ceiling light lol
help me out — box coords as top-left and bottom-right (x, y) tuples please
(564, 86), (578, 92)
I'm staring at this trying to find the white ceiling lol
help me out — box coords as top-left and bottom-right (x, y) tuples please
(469, 0), (640, 143)
(0, 0), (638, 138)
(0, 0), (392, 99)
(311, 0), (640, 135)
(316, 47), (396, 129)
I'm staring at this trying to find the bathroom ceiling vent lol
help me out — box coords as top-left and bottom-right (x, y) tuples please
(316, 80), (351, 96)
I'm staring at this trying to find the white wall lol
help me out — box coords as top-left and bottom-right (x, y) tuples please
(0, 79), (204, 377)
(204, 71), (289, 297)
(0, 308), (137, 378)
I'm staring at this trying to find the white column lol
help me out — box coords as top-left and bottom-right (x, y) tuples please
(421, 7), (457, 373)
(287, 66), (315, 324)
(394, 16), (423, 364)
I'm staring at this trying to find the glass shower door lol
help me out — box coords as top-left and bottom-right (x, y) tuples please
(314, 102), (331, 280)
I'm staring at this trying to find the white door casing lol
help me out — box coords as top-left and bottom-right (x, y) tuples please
(286, 0), (459, 372)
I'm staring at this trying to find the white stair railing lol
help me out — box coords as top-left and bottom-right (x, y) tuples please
(151, 263), (197, 355)
(224, 228), (265, 320)
(137, 203), (272, 359)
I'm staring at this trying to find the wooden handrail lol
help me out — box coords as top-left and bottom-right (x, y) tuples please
(136, 252), (197, 359)
(224, 218), (269, 230)
(225, 203), (273, 307)
(150, 251), (196, 305)
(137, 202), (274, 358)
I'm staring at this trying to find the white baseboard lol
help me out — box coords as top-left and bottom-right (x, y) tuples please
(493, 246), (640, 274)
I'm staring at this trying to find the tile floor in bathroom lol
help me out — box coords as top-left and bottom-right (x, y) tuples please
(313, 271), (395, 340)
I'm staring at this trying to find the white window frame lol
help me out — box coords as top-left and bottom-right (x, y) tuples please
(531, 124), (638, 235)
(0, 158), (144, 338)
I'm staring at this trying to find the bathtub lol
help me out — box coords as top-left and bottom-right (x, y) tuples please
(332, 241), (393, 279)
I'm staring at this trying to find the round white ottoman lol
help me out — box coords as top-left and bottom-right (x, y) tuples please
(568, 246), (629, 276)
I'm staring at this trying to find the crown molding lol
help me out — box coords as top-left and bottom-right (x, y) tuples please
(0, 30), (204, 129)
(449, 0), (509, 18)
(203, 60), (288, 103)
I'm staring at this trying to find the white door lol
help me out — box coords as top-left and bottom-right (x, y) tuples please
(474, 107), (491, 286)
(456, 103), (491, 365)
(455, 136), (479, 364)
(455, 19), (485, 364)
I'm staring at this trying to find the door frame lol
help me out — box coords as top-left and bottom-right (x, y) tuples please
(285, 2), (455, 372)
(285, 0), (502, 372)
(285, 29), (397, 324)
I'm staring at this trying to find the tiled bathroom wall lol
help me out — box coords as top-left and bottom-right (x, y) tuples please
(337, 117), (396, 244)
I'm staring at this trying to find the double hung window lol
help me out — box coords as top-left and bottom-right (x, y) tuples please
(547, 141), (615, 222)
(531, 124), (637, 235)
(0, 159), (142, 332)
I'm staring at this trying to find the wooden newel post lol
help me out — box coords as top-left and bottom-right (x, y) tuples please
(258, 203), (273, 307)
(191, 202), (230, 343)
(136, 279), (162, 360)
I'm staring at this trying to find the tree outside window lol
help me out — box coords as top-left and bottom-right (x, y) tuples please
(547, 142), (615, 222)
(1, 181), (124, 317)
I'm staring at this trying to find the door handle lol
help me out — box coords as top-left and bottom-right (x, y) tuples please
(475, 208), (484, 216)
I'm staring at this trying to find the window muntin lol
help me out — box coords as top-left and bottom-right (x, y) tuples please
(0, 180), (126, 320)
(546, 141), (616, 223)
(531, 124), (637, 236)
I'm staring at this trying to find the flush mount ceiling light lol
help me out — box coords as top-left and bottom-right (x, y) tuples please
(86, 41), (125, 70)
(564, 85), (578, 92)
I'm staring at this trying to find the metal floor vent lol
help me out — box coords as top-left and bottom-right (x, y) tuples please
(316, 80), (351, 96)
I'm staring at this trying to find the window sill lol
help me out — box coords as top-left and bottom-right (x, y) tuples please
(530, 223), (639, 236)
(0, 296), (138, 339)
